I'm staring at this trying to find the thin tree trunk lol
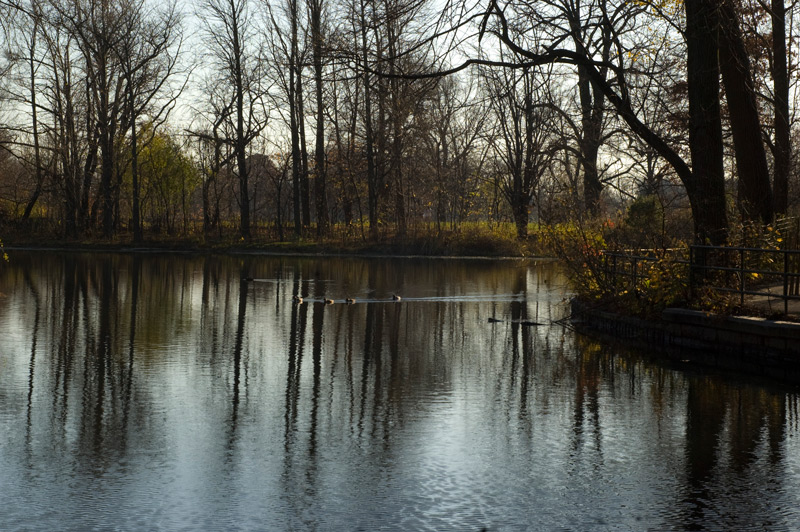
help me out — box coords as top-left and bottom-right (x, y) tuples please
(311, 0), (328, 236)
(128, 73), (142, 242)
(232, 12), (251, 239)
(290, 1), (302, 236)
(23, 23), (43, 222)
(298, 70), (311, 227)
(360, 0), (378, 238)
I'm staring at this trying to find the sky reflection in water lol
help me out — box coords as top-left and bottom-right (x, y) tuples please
(1, 251), (799, 531)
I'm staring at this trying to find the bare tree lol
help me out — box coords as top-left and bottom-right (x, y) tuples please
(309, 0), (329, 235)
(2, 0), (46, 222)
(26, 1), (100, 237)
(114, 0), (184, 241)
(52, 0), (136, 238)
(356, 0), (380, 237)
(483, 61), (558, 238)
(199, 0), (269, 239)
(408, 0), (731, 242)
(265, 0), (311, 234)
(426, 75), (487, 230)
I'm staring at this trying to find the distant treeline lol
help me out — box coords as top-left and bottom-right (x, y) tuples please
(0, 0), (797, 243)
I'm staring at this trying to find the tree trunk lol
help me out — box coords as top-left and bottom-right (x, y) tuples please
(311, 0), (328, 236)
(100, 126), (115, 238)
(577, 65), (603, 215)
(718, 0), (773, 224)
(233, 20), (251, 240)
(567, 3), (606, 217)
(685, 0), (728, 244)
(298, 71), (311, 227)
(128, 75), (142, 242)
(513, 190), (529, 239)
(772, 0), (790, 216)
(275, 177), (285, 241)
(290, 7), (302, 236)
(23, 25), (43, 223)
(392, 109), (405, 236)
(360, 0), (378, 238)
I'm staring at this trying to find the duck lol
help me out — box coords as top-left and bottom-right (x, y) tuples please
(392, 294), (401, 301)
(324, 298), (335, 305)
(345, 298), (356, 304)
(292, 295), (303, 303)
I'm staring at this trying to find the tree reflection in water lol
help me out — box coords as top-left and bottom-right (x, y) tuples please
(1, 251), (800, 531)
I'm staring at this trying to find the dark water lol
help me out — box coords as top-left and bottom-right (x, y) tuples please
(1, 252), (800, 531)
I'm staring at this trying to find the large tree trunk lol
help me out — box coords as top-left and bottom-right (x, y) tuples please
(577, 66), (603, 215)
(718, 0), (773, 225)
(567, 3), (606, 217)
(686, 0), (728, 244)
(512, 189), (529, 239)
(490, 0), (729, 243)
(772, 0), (790, 216)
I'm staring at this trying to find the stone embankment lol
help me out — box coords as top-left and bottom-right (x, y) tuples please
(571, 299), (800, 382)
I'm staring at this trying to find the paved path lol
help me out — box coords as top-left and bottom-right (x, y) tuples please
(744, 283), (800, 316)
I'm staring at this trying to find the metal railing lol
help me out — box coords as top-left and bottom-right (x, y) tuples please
(601, 251), (662, 292)
(599, 246), (800, 315)
(689, 245), (800, 315)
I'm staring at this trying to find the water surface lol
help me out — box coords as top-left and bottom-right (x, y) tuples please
(1, 252), (799, 531)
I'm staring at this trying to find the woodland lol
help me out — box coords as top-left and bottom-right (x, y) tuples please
(0, 0), (797, 249)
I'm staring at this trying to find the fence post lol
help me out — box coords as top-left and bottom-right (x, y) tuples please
(740, 248), (745, 307)
(689, 246), (693, 300)
(612, 254), (617, 291)
(785, 251), (789, 316)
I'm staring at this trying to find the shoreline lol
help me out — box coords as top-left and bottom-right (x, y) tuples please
(571, 298), (800, 384)
(4, 241), (554, 261)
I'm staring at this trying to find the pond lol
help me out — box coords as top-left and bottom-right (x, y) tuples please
(1, 251), (799, 531)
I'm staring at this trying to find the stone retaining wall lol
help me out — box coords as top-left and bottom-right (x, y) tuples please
(571, 299), (800, 382)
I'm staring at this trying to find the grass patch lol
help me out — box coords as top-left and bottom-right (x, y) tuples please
(1, 221), (548, 258)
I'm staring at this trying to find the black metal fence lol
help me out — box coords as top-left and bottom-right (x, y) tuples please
(600, 250), (678, 292)
(600, 246), (800, 315)
(689, 245), (800, 314)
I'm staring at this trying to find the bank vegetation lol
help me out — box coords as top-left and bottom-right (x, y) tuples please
(0, 0), (798, 260)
